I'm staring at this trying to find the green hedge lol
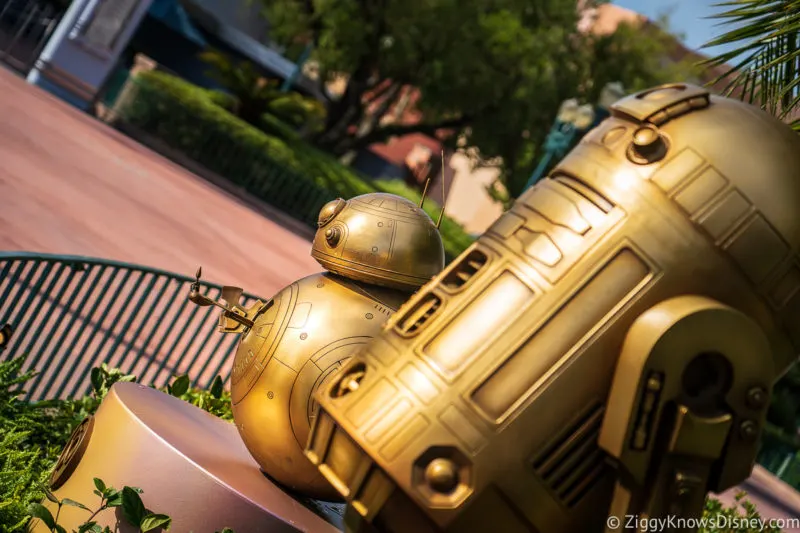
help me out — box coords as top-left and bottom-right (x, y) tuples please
(114, 71), (474, 258)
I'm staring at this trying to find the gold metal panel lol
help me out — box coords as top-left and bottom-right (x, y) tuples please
(439, 404), (487, 454)
(650, 148), (705, 193)
(423, 271), (535, 379)
(231, 285), (295, 400)
(398, 363), (440, 404)
(673, 167), (728, 216)
(610, 83), (710, 123)
(502, 180), (624, 285)
(519, 185), (593, 235)
(698, 189), (753, 241)
(489, 212), (526, 239)
(369, 335), (403, 367)
(379, 415), (430, 461)
(470, 249), (650, 423)
(288, 302), (312, 328)
(768, 263), (800, 308)
(515, 228), (563, 267)
(345, 378), (400, 427)
(448, 485), (540, 533)
(784, 285), (800, 347)
(724, 214), (790, 284)
(366, 399), (413, 443)
(325, 425), (369, 495)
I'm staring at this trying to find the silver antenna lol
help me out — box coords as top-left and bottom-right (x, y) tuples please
(419, 164), (432, 208)
(436, 150), (447, 228)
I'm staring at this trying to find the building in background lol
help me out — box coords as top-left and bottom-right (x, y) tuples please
(182, 0), (270, 44)
(581, 3), (739, 95)
(102, 0), (320, 104)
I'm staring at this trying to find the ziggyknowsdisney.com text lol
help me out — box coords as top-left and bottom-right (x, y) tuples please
(606, 513), (800, 531)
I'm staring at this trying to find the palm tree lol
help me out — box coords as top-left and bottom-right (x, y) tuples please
(702, 0), (800, 130)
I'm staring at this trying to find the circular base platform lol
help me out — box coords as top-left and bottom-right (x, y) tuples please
(32, 382), (343, 532)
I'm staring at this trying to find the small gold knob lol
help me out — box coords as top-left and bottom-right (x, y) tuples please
(739, 420), (759, 441)
(332, 364), (366, 398)
(746, 387), (768, 409)
(425, 458), (459, 494)
(325, 226), (341, 247)
(627, 125), (668, 164)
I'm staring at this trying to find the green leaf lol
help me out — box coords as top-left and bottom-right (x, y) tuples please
(210, 376), (224, 399)
(55, 525), (67, 533)
(45, 488), (59, 503)
(90, 367), (103, 392)
(121, 486), (147, 526)
(701, 0), (800, 121)
(105, 489), (123, 507)
(93, 478), (107, 494)
(27, 503), (55, 529)
(170, 375), (190, 397)
(140, 513), (173, 531)
(62, 498), (91, 511)
(77, 521), (99, 533)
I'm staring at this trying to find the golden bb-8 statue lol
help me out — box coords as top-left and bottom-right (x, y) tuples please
(191, 191), (446, 500)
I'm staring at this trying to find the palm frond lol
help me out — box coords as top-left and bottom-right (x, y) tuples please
(700, 0), (800, 123)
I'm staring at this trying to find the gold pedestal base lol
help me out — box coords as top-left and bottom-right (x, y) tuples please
(31, 382), (343, 532)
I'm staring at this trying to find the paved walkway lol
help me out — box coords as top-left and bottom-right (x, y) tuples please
(0, 67), (320, 297)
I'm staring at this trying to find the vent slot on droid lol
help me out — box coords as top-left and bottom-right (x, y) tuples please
(552, 174), (615, 213)
(442, 249), (489, 291)
(530, 402), (608, 507)
(393, 292), (442, 337)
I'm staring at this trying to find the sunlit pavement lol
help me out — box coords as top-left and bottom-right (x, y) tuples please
(0, 67), (320, 298)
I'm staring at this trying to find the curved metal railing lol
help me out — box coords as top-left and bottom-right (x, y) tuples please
(0, 252), (260, 400)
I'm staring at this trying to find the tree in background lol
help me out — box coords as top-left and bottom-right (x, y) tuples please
(474, 12), (699, 202)
(260, 0), (698, 199)
(768, 363), (800, 435)
(702, 0), (800, 130)
(199, 50), (326, 134)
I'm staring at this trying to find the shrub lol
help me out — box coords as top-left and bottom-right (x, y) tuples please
(702, 491), (782, 533)
(198, 49), (326, 133)
(115, 72), (330, 227)
(114, 71), (474, 258)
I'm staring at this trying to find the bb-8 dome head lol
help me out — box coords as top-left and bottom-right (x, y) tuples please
(311, 192), (446, 291)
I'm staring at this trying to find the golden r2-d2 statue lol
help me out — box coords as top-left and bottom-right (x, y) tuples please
(305, 83), (800, 533)
(191, 191), (446, 500)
